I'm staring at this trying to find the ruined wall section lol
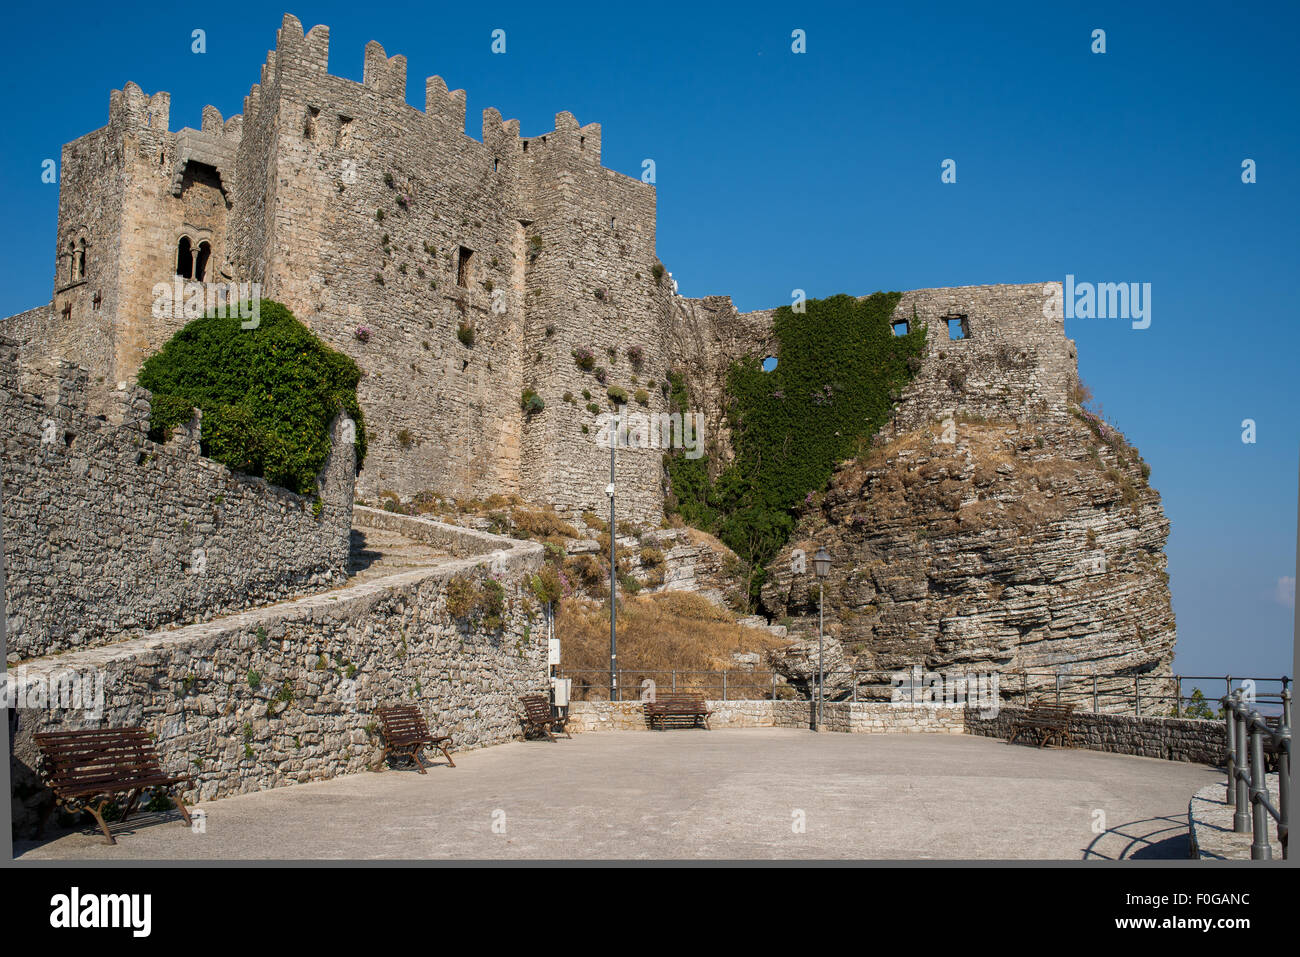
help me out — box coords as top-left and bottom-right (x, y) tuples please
(0, 336), (354, 661)
(886, 283), (1076, 433)
(514, 111), (671, 522)
(665, 284), (1075, 470)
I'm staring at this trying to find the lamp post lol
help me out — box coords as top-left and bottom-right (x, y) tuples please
(813, 546), (831, 729)
(607, 435), (617, 704)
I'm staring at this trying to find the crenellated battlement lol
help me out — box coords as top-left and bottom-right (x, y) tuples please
(425, 76), (467, 133)
(362, 40), (407, 97)
(108, 82), (170, 135)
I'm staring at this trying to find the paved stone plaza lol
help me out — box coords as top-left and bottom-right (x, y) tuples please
(15, 730), (1219, 861)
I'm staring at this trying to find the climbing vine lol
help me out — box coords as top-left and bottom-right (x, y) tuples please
(666, 292), (925, 606)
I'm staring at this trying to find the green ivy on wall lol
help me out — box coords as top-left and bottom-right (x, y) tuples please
(665, 292), (925, 606)
(138, 299), (368, 496)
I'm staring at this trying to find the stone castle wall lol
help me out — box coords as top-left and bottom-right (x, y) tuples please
(8, 511), (547, 835)
(0, 336), (354, 662)
(7, 14), (1082, 528)
(14, 13), (671, 522)
(667, 283), (1076, 474)
(887, 283), (1076, 432)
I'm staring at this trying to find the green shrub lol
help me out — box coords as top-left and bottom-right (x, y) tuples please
(446, 576), (478, 619)
(478, 578), (506, 631)
(530, 566), (564, 606)
(607, 385), (628, 405)
(521, 389), (545, 415)
(137, 299), (366, 496)
(457, 321), (475, 347)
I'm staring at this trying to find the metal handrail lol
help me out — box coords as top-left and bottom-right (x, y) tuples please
(557, 666), (1290, 718)
(1221, 689), (1291, 860)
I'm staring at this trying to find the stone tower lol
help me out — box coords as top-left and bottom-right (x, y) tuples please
(14, 14), (673, 521)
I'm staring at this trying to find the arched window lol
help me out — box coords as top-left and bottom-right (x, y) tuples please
(195, 241), (211, 282)
(176, 236), (193, 279)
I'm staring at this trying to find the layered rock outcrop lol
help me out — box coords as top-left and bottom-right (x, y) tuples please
(760, 415), (1176, 707)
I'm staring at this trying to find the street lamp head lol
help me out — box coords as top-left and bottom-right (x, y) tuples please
(813, 546), (831, 579)
(605, 483), (615, 498)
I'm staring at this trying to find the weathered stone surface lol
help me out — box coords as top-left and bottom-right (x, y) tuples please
(966, 705), (1222, 763)
(0, 336), (354, 661)
(1188, 779), (1283, 860)
(766, 634), (851, 698)
(761, 417), (1177, 704)
(564, 699), (965, 734)
(8, 509), (546, 836)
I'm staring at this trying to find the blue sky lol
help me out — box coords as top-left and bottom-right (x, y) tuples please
(1, 1), (1295, 683)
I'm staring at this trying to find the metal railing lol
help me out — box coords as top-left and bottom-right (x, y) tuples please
(559, 666), (1290, 718)
(1221, 689), (1290, 860)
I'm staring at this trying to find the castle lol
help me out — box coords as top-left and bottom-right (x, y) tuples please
(4, 16), (1182, 832)
(2, 13), (1079, 525)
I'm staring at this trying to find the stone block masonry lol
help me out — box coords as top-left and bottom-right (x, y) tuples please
(965, 705), (1225, 765)
(6, 13), (1087, 529)
(7, 13), (671, 522)
(8, 509), (546, 836)
(568, 699), (1224, 766)
(0, 336), (354, 661)
(566, 699), (965, 733)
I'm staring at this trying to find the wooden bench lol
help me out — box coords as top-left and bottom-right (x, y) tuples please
(1008, 700), (1075, 748)
(33, 727), (192, 845)
(645, 694), (712, 731)
(520, 693), (569, 741)
(374, 705), (455, 772)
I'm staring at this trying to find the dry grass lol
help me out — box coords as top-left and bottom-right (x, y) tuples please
(557, 591), (784, 700)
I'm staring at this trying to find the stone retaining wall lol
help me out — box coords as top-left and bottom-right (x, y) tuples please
(566, 699), (965, 733)
(0, 337), (355, 661)
(567, 700), (1222, 762)
(964, 705), (1225, 764)
(8, 522), (546, 837)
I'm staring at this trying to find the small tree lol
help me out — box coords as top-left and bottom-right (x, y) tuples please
(1183, 687), (1220, 720)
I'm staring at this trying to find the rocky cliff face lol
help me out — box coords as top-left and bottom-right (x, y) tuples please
(760, 414), (1176, 706)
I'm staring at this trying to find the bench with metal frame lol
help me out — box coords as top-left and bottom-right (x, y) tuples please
(1007, 700), (1075, 748)
(373, 705), (455, 772)
(644, 694), (712, 731)
(519, 692), (568, 741)
(34, 727), (192, 845)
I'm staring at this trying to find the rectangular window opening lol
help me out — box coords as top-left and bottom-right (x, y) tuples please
(456, 246), (474, 287)
(946, 316), (971, 340)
